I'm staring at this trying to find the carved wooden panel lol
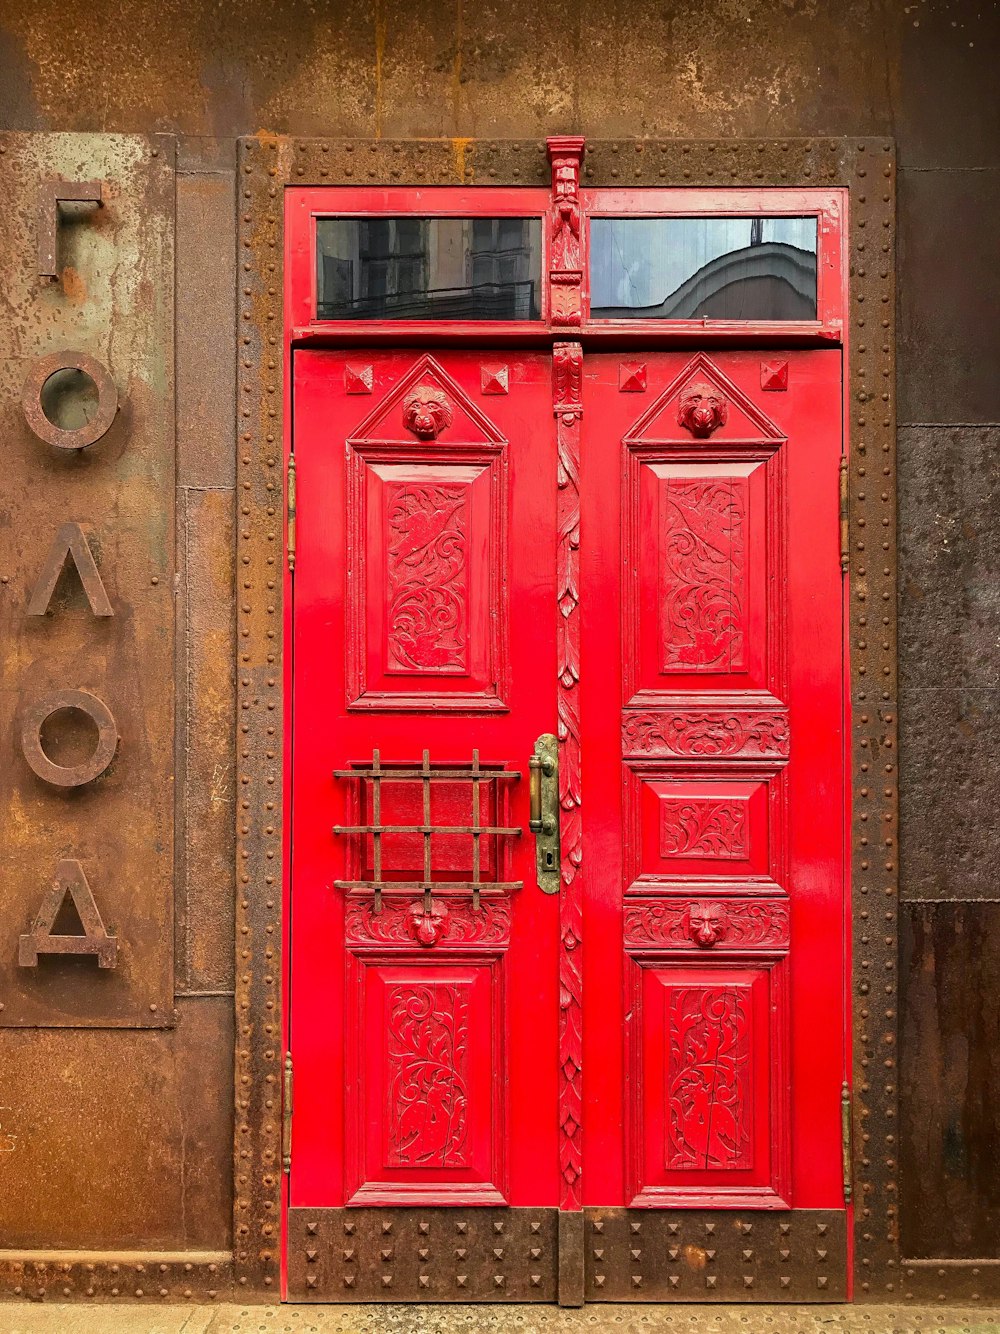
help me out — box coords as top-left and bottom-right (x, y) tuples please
(386, 481), (470, 675)
(666, 984), (753, 1171)
(660, 477), (748, 674)
(627, 959), (789, 1207)
(345, 898), (512, 951)
(623, 767), (785, 895)
(627, 459), (769, 704)
(385, 981), (471, 1170)
(660, 796), (748, 859)
(622, 354), (786, 711)
(346, 354), (509, 711)
(622, 707), (790, 761)
(623, 899), (790, 952)
(346, 958), (507, 1206)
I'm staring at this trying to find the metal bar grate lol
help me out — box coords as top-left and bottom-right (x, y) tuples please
(332, 750), (522, 911)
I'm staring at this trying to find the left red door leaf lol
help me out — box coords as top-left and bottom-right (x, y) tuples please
(290, 350), (560, 1218)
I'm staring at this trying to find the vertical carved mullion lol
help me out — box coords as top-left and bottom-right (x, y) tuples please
(554, 342), (583, 1218)
(547, 137), (586, 328)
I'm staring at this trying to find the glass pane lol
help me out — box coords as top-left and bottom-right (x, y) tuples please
(316, 216), (542, 321)
(589, 216), (818, 320)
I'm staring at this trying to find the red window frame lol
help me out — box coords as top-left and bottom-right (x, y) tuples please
(285, 186), (552, 343)
(285, 185), (846, 344)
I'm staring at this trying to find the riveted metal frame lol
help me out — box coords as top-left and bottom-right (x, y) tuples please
(238, 136), (902, 1303)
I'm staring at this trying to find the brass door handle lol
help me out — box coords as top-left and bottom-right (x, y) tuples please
(530, 733), (560, 893)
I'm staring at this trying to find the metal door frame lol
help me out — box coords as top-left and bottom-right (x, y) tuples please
(236, 136), (901, 1302)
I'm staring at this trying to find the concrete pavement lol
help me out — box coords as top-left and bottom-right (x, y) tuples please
(0, 1304), (997, 1334)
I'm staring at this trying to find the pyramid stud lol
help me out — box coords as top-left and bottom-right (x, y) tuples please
(760, 360), (788, 392)
(481, 365), (509, 395)
(619, 362), (647, 393)
(345, 364), (373, 394)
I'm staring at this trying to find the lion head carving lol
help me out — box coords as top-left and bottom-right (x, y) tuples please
(685, 901), (729, 948)
(402, 386), (453, 440)
(677, 381), (728, 438)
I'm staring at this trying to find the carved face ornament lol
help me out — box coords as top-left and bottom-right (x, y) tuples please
(677, 381), (728, 438)
(553, 159), (578, 197)
(402, 386), (453, 440)
(686, 901), (729, 948)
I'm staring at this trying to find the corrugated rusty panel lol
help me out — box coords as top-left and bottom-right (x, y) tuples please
(898, 168), (1000, 424)
(890, 0), (1000, 170)
(900, 686), (1000, 903)
(898, 425), (1000, 695)
(901, 903), (1000, 1262)
(174, 142), (237, 995)
(0, 996), (233, 1257)
(0, 132), (175, 1027)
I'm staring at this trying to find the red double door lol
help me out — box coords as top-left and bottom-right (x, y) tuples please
(288, 345), (847, 1302)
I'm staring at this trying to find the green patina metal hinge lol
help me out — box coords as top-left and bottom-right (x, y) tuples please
(529, 733), (560, 894)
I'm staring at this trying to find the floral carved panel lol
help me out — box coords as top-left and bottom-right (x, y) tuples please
(623, 709), (790, 760)
(659, 477), (747, 673)
(659, 796), (749, 860)
(385, 982), (471, 1169)
(385, 481), (470, 675)
(624, 899), (790, 951)
(666, 985), (753, 1170)
(348, 958), (507, 1205)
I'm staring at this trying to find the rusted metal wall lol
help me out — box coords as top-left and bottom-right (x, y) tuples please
(0, 0), (997, 1304)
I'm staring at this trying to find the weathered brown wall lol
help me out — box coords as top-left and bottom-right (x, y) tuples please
(0, 0), (998, 1288)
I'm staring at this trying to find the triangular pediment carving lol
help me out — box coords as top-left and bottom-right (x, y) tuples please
(624, 354), (785, 446)
(347, 354), (506, 447)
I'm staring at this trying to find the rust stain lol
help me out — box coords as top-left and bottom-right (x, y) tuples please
(682, 1242), (708, 1269)
(452, 0), (464, 132)
(451, 136), (472, 181)
(374, 0), (387, 138)
(250, 128), (286, 149)
(59, 265), (87, 303)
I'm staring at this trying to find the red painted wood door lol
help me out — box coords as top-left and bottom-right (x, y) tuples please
(290, 349), (560, 1218)
(580, 350), (845, 1216)
(288, 342), (846, 1300)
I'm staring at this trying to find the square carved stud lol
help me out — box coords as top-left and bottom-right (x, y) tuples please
(345, 364), (374, 394)
(760, 360), (788, 391)
(481, 365), (509, 395)
(619, 361), (647, 392)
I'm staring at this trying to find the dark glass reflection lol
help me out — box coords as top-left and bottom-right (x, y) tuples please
(316, 217), (542, 320)
(590, 216), (818, 320)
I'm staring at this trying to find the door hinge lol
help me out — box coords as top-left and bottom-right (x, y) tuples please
(287, 452), (297, 573)
(841, 1080), (853, 1203)
(282, 1050), (293, 1175)
(839, 455), (849, 573)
